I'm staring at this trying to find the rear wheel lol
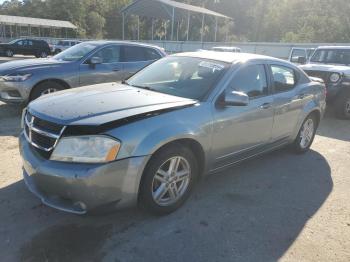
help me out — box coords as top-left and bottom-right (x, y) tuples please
(139, 144), (198, 215)
(5, 50), (13, 57)
(29, 81), (65, 102)
(335, 90), (350, 119)
(292, 114), (318, 153)
(36, 51), (48, 58)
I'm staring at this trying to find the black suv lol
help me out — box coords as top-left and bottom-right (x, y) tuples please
(300, 46), (350, 119)
(0, 39), (50, 58)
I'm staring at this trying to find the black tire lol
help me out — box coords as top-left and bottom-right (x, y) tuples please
(334, 90), (350, 120)
(292, 113), (318, 154)
(29, 81), (65, 102)
(5, 49), (13, 57)
(139, 144), (198, 215)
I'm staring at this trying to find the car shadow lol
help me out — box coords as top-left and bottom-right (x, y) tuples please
(0, 149), (332, 262)
(0, 102), (22, 137)
(317, 108), (350, 142)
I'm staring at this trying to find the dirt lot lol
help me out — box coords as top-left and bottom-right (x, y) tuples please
(0, 99), (350, 262)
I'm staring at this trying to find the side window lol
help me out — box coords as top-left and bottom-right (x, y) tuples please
(230, 64), (268, 98)
(270, 65), (296, 93)
(93, 45), (120, 63)
(16, 40), (23, 46)
(27, 40), (33, 46)
(122, 46), (146, 62)
(145, 48), (161, 60)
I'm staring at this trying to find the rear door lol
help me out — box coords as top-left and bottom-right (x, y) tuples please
(269, 64), (307, 140)
(121, 45), (162, 79)
(79, 44), (124, 85)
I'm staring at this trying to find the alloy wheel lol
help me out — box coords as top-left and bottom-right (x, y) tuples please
(152, 156), (191, 206)
(300, 118), (315, 149)
(41, 88), (58, 96)
(6, 50), (13, 57)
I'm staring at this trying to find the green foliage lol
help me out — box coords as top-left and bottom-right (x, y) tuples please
(0, 0), (349, 42)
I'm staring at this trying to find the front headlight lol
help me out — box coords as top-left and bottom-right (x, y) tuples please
(329, 73), (341, 83)
(50, 136), (121, 163)
(2, 73), (32, 82)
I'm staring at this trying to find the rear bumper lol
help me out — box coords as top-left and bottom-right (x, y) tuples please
(19, 133), (150, 214)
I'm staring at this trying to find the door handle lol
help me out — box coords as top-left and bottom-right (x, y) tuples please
(260, 103), (271, 109)
(113, 68), (120, 72)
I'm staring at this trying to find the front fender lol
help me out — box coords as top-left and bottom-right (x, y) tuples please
(133, 123), (208, 157)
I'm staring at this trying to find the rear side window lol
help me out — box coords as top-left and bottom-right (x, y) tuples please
(122, 46), (147, 62)
(270, 65), (296, 93)
(145, 48), (161, 60)
(229, 64), (268, 98)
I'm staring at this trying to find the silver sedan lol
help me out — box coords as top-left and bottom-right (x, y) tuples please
(19, 52), (326, 215)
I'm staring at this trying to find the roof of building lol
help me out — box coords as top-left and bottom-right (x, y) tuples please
(121, 0), (231, 21)
(0, 15), (77, 29)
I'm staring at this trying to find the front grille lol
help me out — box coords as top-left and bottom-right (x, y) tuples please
(24, 111), (66, 155)
(304, 70), (331, 84)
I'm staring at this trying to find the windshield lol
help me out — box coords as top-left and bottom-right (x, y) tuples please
(126, 56), (228, 100)
(310, 49), (350, 65)
(53, 42), (98, 61)
(8, 39), (21, 44)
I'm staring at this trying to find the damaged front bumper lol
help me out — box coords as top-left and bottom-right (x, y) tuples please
(19, 133), (150, 214)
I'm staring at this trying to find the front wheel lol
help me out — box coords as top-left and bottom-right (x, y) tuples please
(5, 50), (13, 57)
(292, 114), (318, 153)
(139, 145), (198, 215)
(29, 81), (64, 102)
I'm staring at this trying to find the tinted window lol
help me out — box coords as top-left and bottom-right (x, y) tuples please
(122, 46), (146, 62)
(145, 48), (161, 60)
(126, 56), (228, 100)
(310, 49), (350, 65)
(94, 45), (120, 63)
(16, 40), (23, 46)
(230, 65), (268, 98)
(271, 65), (296, 93)
(27, 40), (33, 46)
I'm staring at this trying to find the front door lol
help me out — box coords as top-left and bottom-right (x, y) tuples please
(79, 45), (125, 86)
(211, 64), (274, 170)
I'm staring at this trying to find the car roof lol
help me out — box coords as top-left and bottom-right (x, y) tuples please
(173, 51), (285, 64)
(317, 46), (350, 50)
(82, 40), (163, 50)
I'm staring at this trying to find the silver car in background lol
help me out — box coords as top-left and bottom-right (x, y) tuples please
(51, 39), (82, 54)
(19, 52), (326, 215)
(0, 41), (166, 104)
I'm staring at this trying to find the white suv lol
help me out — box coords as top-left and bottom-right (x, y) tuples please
(51, 40), (82, 54)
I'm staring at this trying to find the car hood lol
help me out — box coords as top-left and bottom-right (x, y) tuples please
(0, 58), (68, 73)
(300, 63), (350, 74)
(28, 83), (198, 126)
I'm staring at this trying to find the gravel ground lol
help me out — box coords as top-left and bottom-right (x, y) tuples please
(0, 99), (349, 261)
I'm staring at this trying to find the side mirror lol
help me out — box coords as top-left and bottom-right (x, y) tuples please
(297, 56), (307, 64)
(220, 91), (249, 107)
(89, 56), (103, 66)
